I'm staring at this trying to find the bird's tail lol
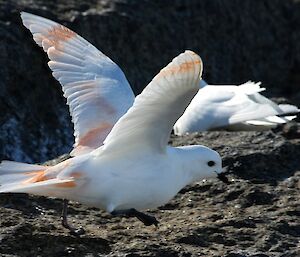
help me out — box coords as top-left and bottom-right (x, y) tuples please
(0, 161), (49, 193)
(237, 81), (266, 95)
(277, 104), (300, 116)
(0, 161), (70, 194)
(244, 115), (296, 130)
(0, 160), (80, 203)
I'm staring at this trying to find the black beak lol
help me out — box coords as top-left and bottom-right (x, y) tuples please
(215, 167), (231, 184)
(216, 172), (231, 184)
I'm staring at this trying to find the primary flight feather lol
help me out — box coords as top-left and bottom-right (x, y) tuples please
(21, 12), (135, 156)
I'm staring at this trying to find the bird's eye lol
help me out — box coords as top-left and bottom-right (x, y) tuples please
(207, 161), (215, 167)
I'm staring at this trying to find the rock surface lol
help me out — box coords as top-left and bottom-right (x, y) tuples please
(0, 1), (300, 256)
(0, 0), (300, 162)
(0, 131), (299, 257)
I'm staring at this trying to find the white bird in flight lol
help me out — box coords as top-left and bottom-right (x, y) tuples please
(0, 13), (223, 236)
(174, 80), (299, 135)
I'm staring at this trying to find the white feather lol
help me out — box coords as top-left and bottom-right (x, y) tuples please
(21, 12), (135, 156)
(101, 50), (202, 154)
(174, 80), (299, 134)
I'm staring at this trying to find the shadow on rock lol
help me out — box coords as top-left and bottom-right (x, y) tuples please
(1, 223), (111, 256)
(224, 142), (300, 184)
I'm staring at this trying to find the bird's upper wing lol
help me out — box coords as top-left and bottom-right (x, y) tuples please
(175, 81), (298, 134)
(173, 85), (237, 134)
(100, 50), (202, 155)
(21, 12), (135, 156)
(198, 82), (280, 124)
(174, 82), (269, 134)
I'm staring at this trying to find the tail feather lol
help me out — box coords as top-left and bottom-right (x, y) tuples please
(245, 119), (277, 126)
(245, 114), (297, 126)
(278, 104), (300, 115)
(0, 160), (80, 198)
(0, 161), (47, 186)
(0, 161), (47, 174)
(238, 81), (265, 95)
(264, 115), (290, 124)
(284, 115), (297, 121)
(0, 161), (50, 193)
(0, 177), (75, 195)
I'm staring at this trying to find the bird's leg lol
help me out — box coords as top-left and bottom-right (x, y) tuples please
(61, 199), (85, 236)
(111, 208), (159, 226)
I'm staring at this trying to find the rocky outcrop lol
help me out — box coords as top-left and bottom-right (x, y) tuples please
(0, 2), (300, 255)
(0, 0), (299, 162)
(0, 131), (299, 256)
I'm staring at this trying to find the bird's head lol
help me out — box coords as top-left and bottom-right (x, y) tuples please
(178, 145), (224, 182)
(197, 145), (223, 179)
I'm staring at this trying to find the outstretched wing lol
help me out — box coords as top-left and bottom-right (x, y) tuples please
(101, 50), (202, 155)
(21, 12), (135, 156)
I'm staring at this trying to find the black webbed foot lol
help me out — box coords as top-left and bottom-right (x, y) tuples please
(111, 208), (159, 227)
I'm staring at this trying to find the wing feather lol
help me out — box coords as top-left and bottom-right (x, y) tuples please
(21, 12), (135, 156)
(174, 81), (299, 134)
(101, 50), (202, 155)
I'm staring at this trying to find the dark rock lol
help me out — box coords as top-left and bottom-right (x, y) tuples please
(251, 254), (270, 257)
(225, 189), (244, 201)
(274, 221), (300, 237)
(241, 190), (274, 207)
(176, 234), (209, 247)
(282, 122), (300, 139)
(224, 254), (247, 257)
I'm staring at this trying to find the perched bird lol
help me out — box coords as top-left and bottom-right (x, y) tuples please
(0, 15), (223, 236)
(174, 80), (299, 135)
